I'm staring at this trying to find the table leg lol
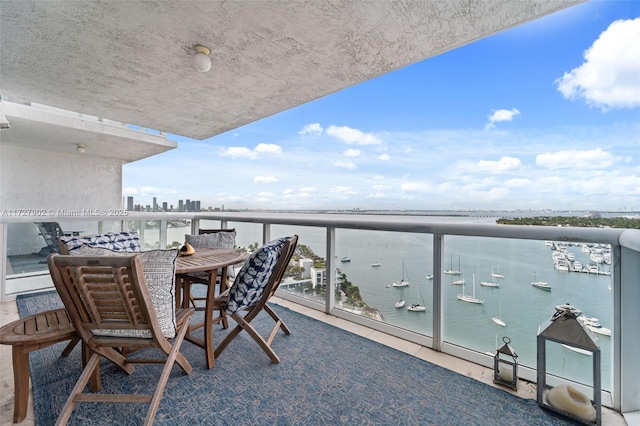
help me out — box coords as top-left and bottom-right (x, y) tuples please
(12, 345), (29, 423)
(204, 268), (218, 369)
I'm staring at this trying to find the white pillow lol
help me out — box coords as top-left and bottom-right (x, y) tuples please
(72, 245), (178, 338)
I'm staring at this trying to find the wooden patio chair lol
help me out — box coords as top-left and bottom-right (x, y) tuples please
(53, 230), (143, 359)
(47, 253), (194, 426)
(176, 228), (236, 327)
(213, 235), (298, 363)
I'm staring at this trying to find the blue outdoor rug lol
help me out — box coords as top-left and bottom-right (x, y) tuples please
(18, 291), (578, 425)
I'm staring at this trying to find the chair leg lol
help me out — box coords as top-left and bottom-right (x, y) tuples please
(214, 313), (280, 363)
(263, 304), (291, 335)
(144, 314), (192, 425)
(55, 352), (102, 426)
(60, 338), (80, 357)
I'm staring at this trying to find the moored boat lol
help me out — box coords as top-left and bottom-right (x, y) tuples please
(457, 274), (484, 304)
(531, 272), (551, 291)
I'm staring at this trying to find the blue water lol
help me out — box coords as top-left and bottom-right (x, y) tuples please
(174, 218), (614, 389)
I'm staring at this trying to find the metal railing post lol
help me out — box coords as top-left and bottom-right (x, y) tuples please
(326, 226), (336, 313)
(432, 232), (444, 351)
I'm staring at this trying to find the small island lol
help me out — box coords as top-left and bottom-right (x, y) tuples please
(282, 244), (383, 321)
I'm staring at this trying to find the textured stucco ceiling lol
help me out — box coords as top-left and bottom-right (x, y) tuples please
(1, 0), (582, 141)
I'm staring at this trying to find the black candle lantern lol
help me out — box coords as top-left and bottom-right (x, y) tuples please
(494, 336), (518, 390)
(537, 303), (601, 425)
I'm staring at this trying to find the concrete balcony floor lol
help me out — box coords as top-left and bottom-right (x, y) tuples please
(0, 296), (628, 425)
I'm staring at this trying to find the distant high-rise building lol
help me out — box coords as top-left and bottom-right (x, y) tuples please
(152, 197), (158, 212)
(178, 200), (184, 212)
(126, 196), (134, 211)
(162, 202), (168, 211)
(195, 200), (201, 212)
(185, 199), (191, 212)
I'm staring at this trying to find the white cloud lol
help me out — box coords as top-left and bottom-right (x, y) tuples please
(505, 178), (531, 188)
(221, 143), (282, 159)
(326, 125), (382, 145)
(283, 189), (294, 195)
(343, 148), (361, 157)
(122, 187), (139, 196)
(334, 160), (357, 169)
(254, 176), (279, 183)
(536, 148), (619, 169)
(373, 184), (391, 191)
(255, 143), (282, 154)
(484, 108), (521, 130)
(476, 157), (523, 173)
(401, 182), (432, 193)
(299, 187), (319, 193)
(220, 146), (256, 159)
(366, 192), (386, 199)
(377, 153), (391, 161)
(331, 186), (358, 195)
(299, 123), (323, 136)
(123, 186), (177, 197)
(556, 18), (640, 110)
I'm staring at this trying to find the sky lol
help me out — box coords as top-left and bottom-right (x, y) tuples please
(123, 1), (640, 212)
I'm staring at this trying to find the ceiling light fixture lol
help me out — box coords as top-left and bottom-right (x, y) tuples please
(76, 144), (86, 154)
(193, 45), (212, 72)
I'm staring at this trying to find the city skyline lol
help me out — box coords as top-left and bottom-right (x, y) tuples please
(123, 1), (639, 212)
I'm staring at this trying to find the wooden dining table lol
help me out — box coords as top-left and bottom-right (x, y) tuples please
(175, 248), (249, 369)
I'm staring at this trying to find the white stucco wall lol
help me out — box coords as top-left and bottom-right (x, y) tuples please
(0, 144), (123, 211)
(0, 144), (125, 297)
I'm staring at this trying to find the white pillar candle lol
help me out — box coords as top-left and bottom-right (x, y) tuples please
(498, 367), (513, 382)
(547, 384), (596, 423)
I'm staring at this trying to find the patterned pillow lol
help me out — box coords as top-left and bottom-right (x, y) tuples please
(60, 231), (141, 253)
(185, 231), (236, 249)
(226, 236), (290, 314)
(72, 245), (178, 338)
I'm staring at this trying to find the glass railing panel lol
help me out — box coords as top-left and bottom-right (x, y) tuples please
(270, 224), (326, 305)
(442, 236), (612, 391)
(5, 220), (122, 276)
(334, 229), (434, 335)
(164, 219), (192, 249)
(225, 221), (263, 251)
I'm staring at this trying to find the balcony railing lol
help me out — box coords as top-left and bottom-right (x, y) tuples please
(1, 211), (638, 417)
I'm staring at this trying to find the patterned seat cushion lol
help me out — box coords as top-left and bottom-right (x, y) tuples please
(226, 236), (290, 314)
(185, 231), (236, 249)
(60, 231), (141, 253)
(72, 245), (178, 338)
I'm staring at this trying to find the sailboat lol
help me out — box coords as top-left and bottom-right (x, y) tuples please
(531, 271), (551, 291)
(443, 254), (461, 275)
(394, 287), (406, 308)
(392, 261), (410, 287)
(449, 277), (465, 285)
(407, 284), (426, 312)
(490, 265), (505, 279)
(457, 273), (484, 304)
(492, 301), (506, 326)
(480, 271), (500, 287)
